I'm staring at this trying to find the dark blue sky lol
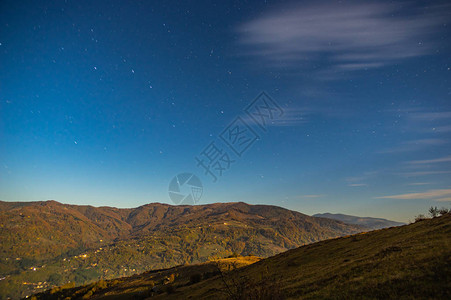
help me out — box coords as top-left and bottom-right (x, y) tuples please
(1, 0), (450, 221)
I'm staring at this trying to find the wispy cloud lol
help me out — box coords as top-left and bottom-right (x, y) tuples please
(238, 1), (450, 73)
(375, 189), (451, 201)
(406, 182), (431, 186)
(405, 110), (451, 134)
(267, 107), (309, 126)
(346, 171), (379, 181)
(242, 104), (353, 128)
(238, 106), (308, 128)
(432, 125), (451, 133)
(407, 155), (451, 165)
(397, 171), (451, 177)
(383, 108), (451, 136)
(409, 112), (451, 121)
(378, 139), (448, 154)
(345, 171), (379, 187)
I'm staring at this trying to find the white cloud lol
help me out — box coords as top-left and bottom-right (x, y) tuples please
(383, 108), (451, 136)
(433, 125), (451, 133)
(345, 171), (379, 186)
(409, 112), (451, 121)
(238, 106), (307, 127)
(408, 155), (451, 165)
(375, 189), (451, 200)
(436, 197), (451, 202)
(266, 107), (308, 127)
(241, 104), (353, 128)
(397, 171), (451, 177)
(378, 139), (448, 154)
(406, 182), (431, 186)
(237, 1), (450, 72)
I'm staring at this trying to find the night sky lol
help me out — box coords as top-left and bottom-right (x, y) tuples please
(1, 0), (450, 222)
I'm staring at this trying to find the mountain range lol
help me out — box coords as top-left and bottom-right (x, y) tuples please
(313, 213), (405, 230)
(0, 200), (362, 299)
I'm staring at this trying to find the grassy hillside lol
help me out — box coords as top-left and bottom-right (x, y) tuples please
(28, 256), (261, 300)
(31, 213), (451, 299)
(0, 201), (362, 299)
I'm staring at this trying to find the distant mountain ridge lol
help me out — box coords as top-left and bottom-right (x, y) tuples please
(0, 201), (363, 260)
(0, 200), (363, 299)
(313, 212), (405, 230)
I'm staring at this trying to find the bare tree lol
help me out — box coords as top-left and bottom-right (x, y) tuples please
(429, 206), (439, 218)
(438, 207), (450, 216)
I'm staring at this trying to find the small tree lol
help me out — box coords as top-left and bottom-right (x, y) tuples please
(414, 214), (426, 222)
(428, 206), (439, 218)
(438, 207), (450, 216)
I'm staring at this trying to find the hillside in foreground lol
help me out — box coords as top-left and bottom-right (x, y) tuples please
(31, 213), (451, 299)
(0, 201), (362, 299)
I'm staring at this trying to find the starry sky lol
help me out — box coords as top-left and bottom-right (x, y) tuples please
(1, 0), (450, 222)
